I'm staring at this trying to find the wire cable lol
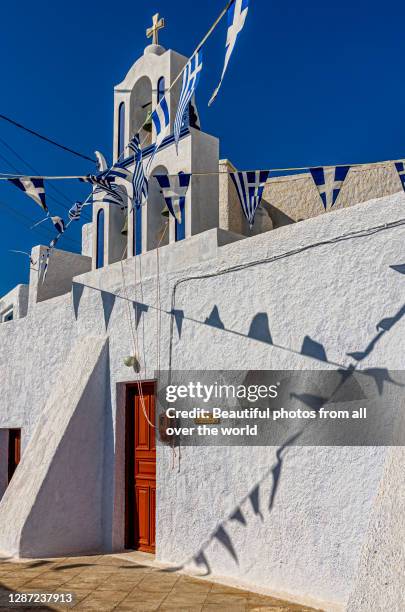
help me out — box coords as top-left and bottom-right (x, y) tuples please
(0, 198), (81, 248)
(0, 137), (92, 222)
(168, 215), (405, 371)
(0, 113), (96, 162)
(0, 157), (402, 187)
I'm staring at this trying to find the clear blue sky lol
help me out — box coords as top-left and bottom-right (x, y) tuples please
(1, 0), (405, 295)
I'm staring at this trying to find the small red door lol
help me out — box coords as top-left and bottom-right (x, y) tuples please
(126, 383), (156, 553)
(8, 429), (21, 484)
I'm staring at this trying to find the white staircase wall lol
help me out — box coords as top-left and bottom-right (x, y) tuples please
(0, 335), (109, 558)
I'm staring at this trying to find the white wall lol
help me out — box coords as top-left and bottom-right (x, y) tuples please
(347, 442), (405, 612)
(29, 246), (91, 305)
(0, 193), (404, 609)
(0, 336), (109, 558)
(81, 222), (93, 258)
(0, 284), (29, 320)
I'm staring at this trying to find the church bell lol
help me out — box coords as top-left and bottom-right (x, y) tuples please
(121, 215), (128, 235)
(161, 205), (170, 218)
(143, 110), (153, 133)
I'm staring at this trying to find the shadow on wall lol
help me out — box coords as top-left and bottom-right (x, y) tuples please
(159, 432), (303, 576)
(264, 201), (296, 229)
(74, 279), (405, 397)
(65, 265), (405, 573)
(15, 341), (110, 558)
(161, 263), (405, 576)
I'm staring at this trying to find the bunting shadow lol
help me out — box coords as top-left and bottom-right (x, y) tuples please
(72, 282), (84, 320)
(101, 291), (116, 330)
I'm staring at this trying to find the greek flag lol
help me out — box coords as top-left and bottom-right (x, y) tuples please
(310, 166), (350, 209)
(8, 177), (48, 212)
(40, 235), (60, 283)
(155, 173), (191, 222)
(81, 173), (123, 202)
(174, 50), (203, 151)
(146, 95), (170, 174)
(230, 170), (270, 227)
(108, 164), (133, 184)
(395, 162), (405, 191)
(128, 134), (148, 209)
(209, 0), (249, 106)
(93, 184), (126, 208)
(51, 216), (65, 234)
(68, 201), (83, 221)
(81, 174), (113, 191)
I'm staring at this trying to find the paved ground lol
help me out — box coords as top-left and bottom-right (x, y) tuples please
(0, 554), (321, 611)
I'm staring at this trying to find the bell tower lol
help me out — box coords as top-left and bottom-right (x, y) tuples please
(108, 16), (219, 258)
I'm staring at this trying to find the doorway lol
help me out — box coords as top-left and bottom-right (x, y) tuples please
(125, 382), (156, 553)
(8, 429), (21, 483)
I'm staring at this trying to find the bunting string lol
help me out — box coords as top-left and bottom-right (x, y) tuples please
(1, 156), (405, 181)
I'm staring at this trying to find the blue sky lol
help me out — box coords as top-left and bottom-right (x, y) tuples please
(1, 0), (405, 295)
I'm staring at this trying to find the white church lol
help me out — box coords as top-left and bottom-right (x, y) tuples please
(0, 17), (403, 612)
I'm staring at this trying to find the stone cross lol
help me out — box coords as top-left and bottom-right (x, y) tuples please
(146, 13), (165, 45)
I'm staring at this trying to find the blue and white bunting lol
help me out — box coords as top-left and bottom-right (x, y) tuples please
(229, 170), (270, 228)
(51, 216), (65, 234)
(107, 165), (133, 184)
(68, 201), (83, 221)
(80, 173), (113, 191)
(93, 184), (126, 208)
(310, 166), (350, 209)
(128, 134), (148, 209)
(146, 96), (170, 174)
(174, 50), (203, 152)
(8, 177), (48, 212)
(208, 0), (249, 106)
(81, 173), (125, 204)
(395, 162), (405, 191)
(155, 173), (191, 222)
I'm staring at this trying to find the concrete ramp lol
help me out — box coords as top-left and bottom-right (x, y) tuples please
(0, 336), (109, 558)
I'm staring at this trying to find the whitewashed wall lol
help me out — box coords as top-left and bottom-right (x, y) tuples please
(0, 193), (404, 610)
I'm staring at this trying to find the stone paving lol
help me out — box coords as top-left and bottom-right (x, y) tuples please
(0, 554), (322, 611)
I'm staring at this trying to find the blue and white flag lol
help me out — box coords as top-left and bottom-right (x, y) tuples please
(108, 164), (133, 184)
(209, 0), (249, 106)
(8, 177), (48, 212)
(51, 216), (65, 234)
(230, 170), (269, 227)
(395, 162), (405, 191)
(310, 166), (350, 209)
(40, 235), (60, 283)
(146, 96), (170, 174)
(81, 173), (113, 191)
(128, 134), (148, 209)
(174, 50), (203, 152)
(93, 184), (126, 208)
(81, 173), (123, 202)
(68, 201), (83, 221)
(155, 173), (191, 222)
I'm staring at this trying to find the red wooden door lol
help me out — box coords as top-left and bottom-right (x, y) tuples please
(126, 383), (156, 553)
(8, 429), (21, 484)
